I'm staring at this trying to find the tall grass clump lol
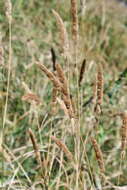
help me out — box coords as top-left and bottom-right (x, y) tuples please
(1, 0), (127, 189)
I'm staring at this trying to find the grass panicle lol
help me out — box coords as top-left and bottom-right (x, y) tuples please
(94, 64), (104, 114)
(78, 58), (86, 87)
(55, 63), (68, 88)
(1, 0), (127, 188)
(51, 87), (58, 114)
(57, 97), (70, 117)
(55, 63), (75, 118)
(36, 62), (62, 90)
(70, 0), (79, 44)
(52, 9), (69, 56)
(36, 62), (75, 118)
(22, 93), (41, 105)
(91, 137), (105, 173)
(51, 47), (56, 71)
(28, 128), (42, 167)
(51, 136), (73, 161)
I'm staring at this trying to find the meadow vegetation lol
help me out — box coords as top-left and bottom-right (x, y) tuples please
(0, 0), (127, 189)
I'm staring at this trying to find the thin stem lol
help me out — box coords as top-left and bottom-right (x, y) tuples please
(2, 19), (12, 175)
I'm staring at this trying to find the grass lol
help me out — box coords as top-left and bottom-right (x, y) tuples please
(0, 0), (127, 189)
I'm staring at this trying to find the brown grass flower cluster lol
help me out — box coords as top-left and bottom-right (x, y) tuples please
(36, 62), (75, 118)
(94, 64), (104, 114)
(91, 137), (105, 173)
(52, 10), (69, 57)
(22, 93), (41, 105)
(51, 136), (73, 161)
(28, 128), (42, 167)
(78, 58), (86, 87)
(70, 0), (78, 44)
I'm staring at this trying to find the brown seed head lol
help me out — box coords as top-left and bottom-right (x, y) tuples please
(78, 58), (86, 87)
(51, 136), (73, 161)
(94, 64), (104, 114)
(22, 93), (41, 105)
(28, 128), (42, 166)
(52, 9), (69, 55)
(97, 64), (103, 105)
(36, 62), (62, 90)
(71, 0), (78, 43)
(51, 87), (58, 114)
(91, 137), (105, 173)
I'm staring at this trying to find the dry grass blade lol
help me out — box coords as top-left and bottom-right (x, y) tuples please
(22, 82), (32, 94)
(113, 186), (127, 190)
(51, 136), (73, 161)
(0, 145), (12, 163)
(79, 0), (86, 16)
(91, 137), (105, 173)
(70, 0), (78, 43)
(78, 58), (86, 86)
(28, 128), (42, 167)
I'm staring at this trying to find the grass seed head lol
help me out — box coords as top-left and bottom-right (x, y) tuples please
(28, 128), (42, 167)
(5, 0), (12, 22)
(71, 0), (79, 43)
(22, 93), (41, 105)
(51, 136), (73, 161)
(91, 137), (105, 173)
(52, 9), (69, 56)
(36, 62), (62, 90)
(78, 58), (86, 87)
(94, 64), (104, 114)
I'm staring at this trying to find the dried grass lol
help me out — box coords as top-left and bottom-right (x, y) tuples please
(70, 0), (78, 43)
(51, 136), (73, 161)
(78, 58), (86, 87)
(94, 64), (104, 114)
(91, 137), (105, 173)
(52, 9), (69, 57)
(28, 128), (42, 167)
(120, 111), (127, 159)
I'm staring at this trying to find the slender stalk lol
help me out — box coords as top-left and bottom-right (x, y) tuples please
(2, 1), (12, 177)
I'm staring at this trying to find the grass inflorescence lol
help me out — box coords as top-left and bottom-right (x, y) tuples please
(1, 0), (127, 189)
